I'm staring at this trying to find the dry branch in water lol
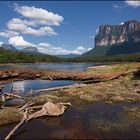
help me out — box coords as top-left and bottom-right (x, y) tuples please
(5, 101), (71, 140)
(5, 109), (28, 140)
(1, 92), (23, 102)
(27, 102), (71, 121)
(18, 101), (34, 112)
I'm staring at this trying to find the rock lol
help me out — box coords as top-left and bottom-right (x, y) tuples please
(95, 20), (140, 47)
(82, 20), (140, 56)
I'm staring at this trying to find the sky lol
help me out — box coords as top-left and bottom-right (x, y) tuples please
(0, 1), (140, 55)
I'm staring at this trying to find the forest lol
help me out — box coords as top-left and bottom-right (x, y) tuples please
(0, 47), (140, 63)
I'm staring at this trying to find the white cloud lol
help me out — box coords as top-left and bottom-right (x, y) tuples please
(125, 1), (140, 7)
(89, 35), (95, 39)
(0, 30), (19, 37)
(7, 18), (58, 36)
(87, 47), (92, 51)
(7, 21), (27, 31)
(0, 42), (3, 46)
(6, 36), (92, 55)
(119, 22), (124, 25)
(70, 46), (92, 55)
(37, 43), (92, 55)
(0, 4), (63, 38)
(76, 46), (86, 51)
(113, 4), (123, 11)
(38, 43), (67, 54)
(7, 18), (35, 31)
(96, 28), (99, 34)
(24, 26), (58, 36)
(8, 36), (36, 47)
(14, 4), (64, 26)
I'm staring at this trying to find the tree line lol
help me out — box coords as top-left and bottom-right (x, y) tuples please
(0, 47), (140, 63)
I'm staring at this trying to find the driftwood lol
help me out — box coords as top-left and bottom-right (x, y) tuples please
(18, 101), (34, 112)
(0, 92), (23, 103)
(4, 92), (23, 99)
(5, 109), (28, 140)
(5, 101), (71, 140)
(27, 102), (71, 121)
(35, 84), (85, 92)
(0, 92), (23, 104)
(1, 95), (5, 102)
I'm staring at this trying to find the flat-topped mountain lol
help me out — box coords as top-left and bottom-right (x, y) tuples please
(83, 20), (140, 57)
(95, 20), (140, 47)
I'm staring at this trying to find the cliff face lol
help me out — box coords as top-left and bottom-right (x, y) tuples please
(95, 20), (140, 47)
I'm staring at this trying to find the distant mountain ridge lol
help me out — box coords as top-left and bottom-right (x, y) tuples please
(56, 54), (79, 58)
(22, 47), (39, 54)
(82, 20), (140, 57)
(0, 44), (17, 51)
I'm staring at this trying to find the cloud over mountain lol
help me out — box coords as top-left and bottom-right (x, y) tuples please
(8, 36), (36, 47)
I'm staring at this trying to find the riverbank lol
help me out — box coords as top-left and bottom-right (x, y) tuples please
(0, 63), (140, 126)
(0, 63), (139, 84)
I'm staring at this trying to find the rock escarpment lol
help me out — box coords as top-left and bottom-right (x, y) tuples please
(82, 20), (140, 56)
(95, 20), (140, 47)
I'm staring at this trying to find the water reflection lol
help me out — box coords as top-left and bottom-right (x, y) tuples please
(0, 102), (140, 139)
(2, 80), (76, 96)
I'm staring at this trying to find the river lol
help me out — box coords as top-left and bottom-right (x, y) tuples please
(0, 63), (100, 71)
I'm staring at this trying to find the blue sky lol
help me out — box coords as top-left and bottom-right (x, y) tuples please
(0, 1), (140, 55)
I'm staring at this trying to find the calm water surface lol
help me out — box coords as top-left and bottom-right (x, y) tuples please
(2, 80), (76, 96)
(0, 102), (140, 139)
(0, 63), (98, 71)
(1, 80), (76, 106)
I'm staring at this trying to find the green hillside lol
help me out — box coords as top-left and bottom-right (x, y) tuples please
(82, 41), (140, 57)
(0, 47), (62, 63)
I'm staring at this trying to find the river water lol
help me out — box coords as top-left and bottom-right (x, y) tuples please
(2, 80), (76, 96)
(0, 63), (99, 71)
(1, 80), (77, 106)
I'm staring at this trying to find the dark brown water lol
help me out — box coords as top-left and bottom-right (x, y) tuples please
(0, 102), (140, 139)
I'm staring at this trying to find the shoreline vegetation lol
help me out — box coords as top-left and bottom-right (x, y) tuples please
(0, 62), (140, 127)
